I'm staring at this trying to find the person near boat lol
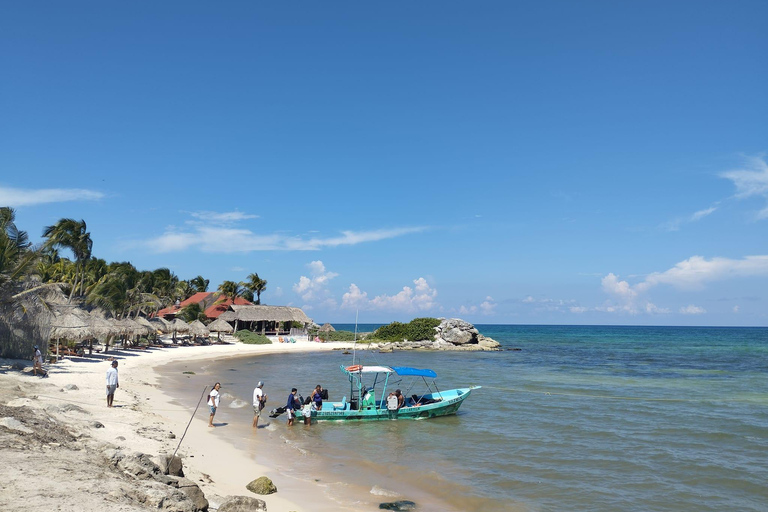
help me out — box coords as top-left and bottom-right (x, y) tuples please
(311, 384), (324, 410)
(286, 388), (299, 426)
(395, 389), (405, 409)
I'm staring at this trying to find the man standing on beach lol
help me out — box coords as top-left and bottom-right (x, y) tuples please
(286, 388), (298, 426)
(106, 360), (119, 407)
(208, 382), (221, 427)
(252, 381), (267, 428)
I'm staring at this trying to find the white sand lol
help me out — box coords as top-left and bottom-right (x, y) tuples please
(1, 337), (357, 511)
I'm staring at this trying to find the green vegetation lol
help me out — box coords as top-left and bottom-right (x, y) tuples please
(370, 317), (441, 342)
(235, 330), (272, 345)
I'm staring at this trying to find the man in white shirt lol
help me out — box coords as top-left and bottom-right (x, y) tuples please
(106, 360), (119, 407)
(252, 381), (267, 429)
(208, 382), (221, 427)
(32, 345), (47, 377)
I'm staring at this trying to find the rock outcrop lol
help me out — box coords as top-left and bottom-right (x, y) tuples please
(218, 495), (268, 511)
(365, 318), (500, 352)
(246, 476), (277, 495)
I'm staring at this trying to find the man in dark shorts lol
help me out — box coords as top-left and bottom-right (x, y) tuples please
(106, 360), (119, 407)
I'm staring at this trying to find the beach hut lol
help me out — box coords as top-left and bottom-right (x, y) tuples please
(227, 305), (312, 335)
(318, 322), (336, 341)
(207, 317), (234, 341)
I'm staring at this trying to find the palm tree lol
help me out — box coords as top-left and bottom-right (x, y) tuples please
(189, 275), (209, 293)
(244, 273), (268, 305)
(217, 280), (243, 301)
(0, 207), (60, 358)
(42, 218), (92, 302)
(179, 302), (206, 323)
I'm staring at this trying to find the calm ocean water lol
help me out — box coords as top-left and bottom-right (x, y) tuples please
(162, 325), (768, 512)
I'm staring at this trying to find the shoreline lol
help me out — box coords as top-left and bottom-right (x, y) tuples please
(1, 338), (356, 512)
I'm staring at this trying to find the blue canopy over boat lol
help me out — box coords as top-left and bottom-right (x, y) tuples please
(392, 366), (438, 378)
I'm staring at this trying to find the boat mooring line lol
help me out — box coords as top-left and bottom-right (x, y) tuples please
(483, 386), (764, 403)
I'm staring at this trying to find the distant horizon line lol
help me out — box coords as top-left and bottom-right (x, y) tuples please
(320, 322), (768, 329)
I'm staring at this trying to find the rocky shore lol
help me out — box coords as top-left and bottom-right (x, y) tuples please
(367, 318), (501, 352)
(0, 340), (358, 512)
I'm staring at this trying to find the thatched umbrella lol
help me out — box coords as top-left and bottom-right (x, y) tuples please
(134, 316), (156, 335)
(188, 319), (209, 340)
(169, 317), (190, 342)
(50, 308), (91, 361)
(148, 316), (171, 334)
(207, 318), (233, 341)
(319, 323), (335, 332)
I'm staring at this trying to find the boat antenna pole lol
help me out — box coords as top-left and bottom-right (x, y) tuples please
(352, 309), (359, 366)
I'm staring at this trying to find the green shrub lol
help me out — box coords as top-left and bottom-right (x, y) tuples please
(235, 330), (272, 345)
(371, 318), (440, 342)
(372, 321), (407, 341)
(405, 317), (441, 341)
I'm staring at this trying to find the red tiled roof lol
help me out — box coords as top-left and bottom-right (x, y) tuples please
(179, 292), (213, 308)
(205, 296), (253, 319)
(156, 292), (216, 318)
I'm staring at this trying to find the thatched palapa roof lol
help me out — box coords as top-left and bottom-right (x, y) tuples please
(188, 319), (209, 336)
(170, 318), (190, 333)
(229, 305), (311, 324)
(49, 309), (92, 340)
(319, 323), (335, 332)
(207, 318), (234, 333)
(148, 316), (171, 333)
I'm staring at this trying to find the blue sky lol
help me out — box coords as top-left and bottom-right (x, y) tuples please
(2, 1), (767, 326)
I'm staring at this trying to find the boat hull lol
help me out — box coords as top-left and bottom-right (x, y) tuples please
(311, 387), (478, 421)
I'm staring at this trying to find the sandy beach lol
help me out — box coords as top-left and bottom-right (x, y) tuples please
(0, 338), (357, 512)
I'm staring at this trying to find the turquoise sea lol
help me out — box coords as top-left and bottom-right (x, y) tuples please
(162, 325), (768, 511)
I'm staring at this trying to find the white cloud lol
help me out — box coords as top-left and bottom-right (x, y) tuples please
(341, 278), (439, 313)
(691, 207), (717, 221)
(733, 305), (740, 313)
(293, 261), (338, 306)
(522, 296), (536, 303)
(720, 155), (768, 219)
(188, 210), (259, 224)
(638, 255), (768, 291)
(602, 273), (638, 299)
(680, 305), (706, 315)
(0, 185), (103, 206)
(664, 205), (719, 232)
(570, 306), (589, 313)
(480, 296), (496, 315)
(457, 296), (497, 316)
(599, 255), (768, 315)
(142, 212), (425, 253)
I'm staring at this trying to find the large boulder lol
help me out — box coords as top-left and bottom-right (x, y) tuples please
(160, 454), (185, 476)
(434, 319), (480, 345)
(246, 476), (277, 495)
(176, 477), (209, 511)
(218, 495), (268, 511)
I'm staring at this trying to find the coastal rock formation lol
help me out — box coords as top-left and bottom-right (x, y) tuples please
(218, 495), (268, 511)
(366, 318), (501, 352)
(246, 476), (277, 495)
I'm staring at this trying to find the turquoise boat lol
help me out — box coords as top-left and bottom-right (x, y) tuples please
(310, 364), (480, 421)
